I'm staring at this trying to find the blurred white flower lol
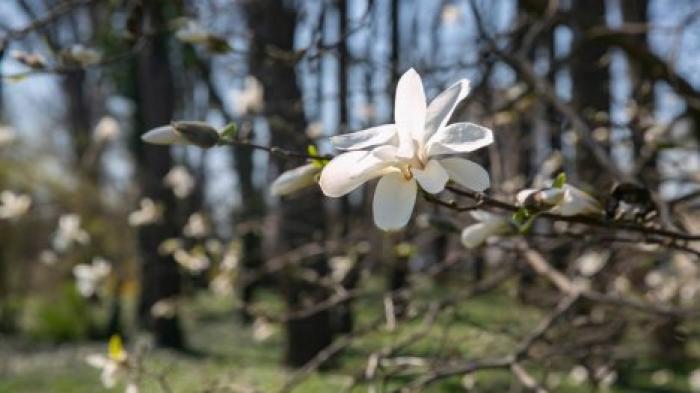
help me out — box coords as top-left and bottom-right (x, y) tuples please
(0, 126), (17, 146)
(175, 20), (210, 44)
(441, 3), (462, 25)
(53, 214), (90, 251)
(93, 116), (120, 143)
(252, 317), (274, 342)
(73, 257), (111, 297)
(320, 68), (492, 230)
(209, 273), (233, 296)
(128, 198), (163, 227)
(39, 250), (58, 266)
(517, 184), (603, 216)
(690, 368), (700, 392)
(568, 365), (589, 385)
(174, 248), (210, 273)
(220, 248), (240, 271)
(231, 76), (264, 115)
(330, 256), (353, 282)
(66, 44), (102, 66)
(150, 298), (177, 319)
(141, 121), (220, 148)
(164, 165), (195, 199)
(158, 238), (183, 256)
(0, 191), (32, 220)
(305, 121), (324, 139)
(183, 212), (209, 238)
(270, 164), (321, 197)
(86, 335), (128, 389)
(461, 210), (511, 249)
(576, 251), (608, 277)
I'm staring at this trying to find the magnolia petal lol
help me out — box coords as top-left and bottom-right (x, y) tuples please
(440, 158), (490, 191)
(413, 160), (449, 194)
(372, 172), (417, 231)
(141, 126), (187, 145)
(270, 164), (320, 196)
(319, 151), (389, 197)
(394, 69), (426, 158)
(557, 185), (603, 216)
(423, 79), (470, 145)
(426, 122), (493, 157)
(330, 124), (397, 151)
(516, 189), (538, 206)
(461, 218), (509, 249)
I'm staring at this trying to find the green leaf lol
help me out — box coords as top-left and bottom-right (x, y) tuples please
(307, 144), (329, 168)
(553, 172), (567, 189)
(512, 208), (538, 234)
(220, 122), (238, 141)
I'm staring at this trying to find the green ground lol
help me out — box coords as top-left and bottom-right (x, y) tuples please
(0, 282), (697, 392)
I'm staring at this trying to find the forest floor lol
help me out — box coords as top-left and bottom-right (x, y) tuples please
(0, 279), (697, 393)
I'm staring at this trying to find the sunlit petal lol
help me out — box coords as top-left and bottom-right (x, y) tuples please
(440, 158), (490, 191)
(330, 124), (397, 150)
(413, 160), (449, 194)
(372, 172), (417, 231)
(423, 79), (470, 145)
(426, 122), (493, 157)
(394, 68), (426, 157)
(141, 126), (187, 145)
(319, 151), (390, 197)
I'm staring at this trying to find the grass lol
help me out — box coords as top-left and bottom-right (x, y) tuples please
(0, 279), (698, 392)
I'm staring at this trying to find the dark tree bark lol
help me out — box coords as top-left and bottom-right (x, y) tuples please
(244, 0), (333, 368)
(130, 0), (184, 350)
(570, 0), (611, 187)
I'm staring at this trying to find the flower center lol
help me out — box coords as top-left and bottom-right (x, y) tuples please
(400, 165), (413, 181)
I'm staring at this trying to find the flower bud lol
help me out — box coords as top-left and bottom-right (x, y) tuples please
(171, 121), (220, 148)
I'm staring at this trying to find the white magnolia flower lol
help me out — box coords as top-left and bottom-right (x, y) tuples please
(141, 121), (220, 148)
(164, 165), (195, 199)
(53, 214), (90, 251)
(183, 212), (209, 238)
(175, 20), (210, 44)
(517, 184), (602, 216)
(67, 44), (102, 66)
(73, 257), (111, 297)
(174, 248), (210, 273)
(231, 76), (264, 115)
(0, 191), (32, 220)
(690, 368), (700, 392)
(461, 210), (511, 248)
(270, 163), (321, 196)
(319, 68), (493, 230)
(0, 126), (17, 146)
(128, 198), (163, 226)
(150, 298), (177, 319)
(86, 335), (129, 389)
(93, 116), (120, 142)
(209, 272), (233, 296)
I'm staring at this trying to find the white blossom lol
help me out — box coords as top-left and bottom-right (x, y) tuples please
(0, 191), (32, 220)
(175, 20), (210, 44)
(319, 68), (493, 230)
(73, 257), (111, 297)
(174, 248), (210, 273)
(517, 184), (603, 216)
(183, 212), (209, 238)
(128, 198), (163, 227)
(53, 214), (90, 251)
(150, 298), (177, 319)
(231, 76), (264, 115)
(93, 116), (120, 142)
(270, 163), (321, 197)
(460, 210), (511, 249)
(690, 368), (700, 392)
(67, 44), (102, 66)
(86, 335), (129, 389)
(164, 165), (195, 198)
(0, 126), (17, 146)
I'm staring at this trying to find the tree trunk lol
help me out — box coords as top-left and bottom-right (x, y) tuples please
(131, 0), (184, 350)
(244, 0), (333, 368)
